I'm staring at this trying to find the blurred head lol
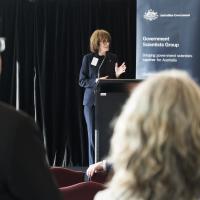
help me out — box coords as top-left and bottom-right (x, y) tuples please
(109, 69), (200, 200)
(90, 29), (111, 54)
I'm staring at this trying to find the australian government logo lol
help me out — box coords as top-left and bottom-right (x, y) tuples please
(144, 9), (191, 21)
(144, 9), (159, 21)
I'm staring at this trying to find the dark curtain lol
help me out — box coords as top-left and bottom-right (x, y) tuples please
(0, 0), (136, 166)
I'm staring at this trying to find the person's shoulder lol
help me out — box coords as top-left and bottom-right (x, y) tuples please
(81, 53), (94, 64)
(0, 101), (41, 142)
(94, 187), (137, 200)
(0, 101), (35, 125)
(83, 53), (94, 59)
(94, 188), (114, 200)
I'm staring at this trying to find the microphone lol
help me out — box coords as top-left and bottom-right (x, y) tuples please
(97, 55), (106, 79)
(94, 55), (107, 94)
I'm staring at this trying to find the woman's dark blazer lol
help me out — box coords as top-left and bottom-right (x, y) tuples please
(79, 52), (117, 106)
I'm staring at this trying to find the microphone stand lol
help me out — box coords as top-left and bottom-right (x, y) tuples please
(95, 55), (106, 94)
(97, 55), (106, 79)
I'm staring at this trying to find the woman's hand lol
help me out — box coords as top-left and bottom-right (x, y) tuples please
(96, 76), (109, 83)
(115, 62), (126, 78)
(99, 76), (109, 80)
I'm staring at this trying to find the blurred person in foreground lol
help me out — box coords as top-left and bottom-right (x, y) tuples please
(0, 41), (62, 200)
(95, 69), (200, 200)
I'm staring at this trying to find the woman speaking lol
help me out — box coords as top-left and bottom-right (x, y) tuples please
(79, 29), (126, 165)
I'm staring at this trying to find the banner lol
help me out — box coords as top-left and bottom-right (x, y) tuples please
(136, 0), (200, 82)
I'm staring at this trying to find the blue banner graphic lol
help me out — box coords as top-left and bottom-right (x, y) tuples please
(136, 0), (200, 82)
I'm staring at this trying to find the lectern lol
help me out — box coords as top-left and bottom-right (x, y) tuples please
(95, 79), (142, 162)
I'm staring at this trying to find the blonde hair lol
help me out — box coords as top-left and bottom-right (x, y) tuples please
(108, 70), (200, 200)
(90, 29), (111, 53)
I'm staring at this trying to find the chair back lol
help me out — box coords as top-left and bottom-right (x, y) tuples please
(60, 181), (105, 200)
(50, 167), (85, 188)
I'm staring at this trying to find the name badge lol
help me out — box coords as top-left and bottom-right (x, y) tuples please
(91, 57), (99, 66)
